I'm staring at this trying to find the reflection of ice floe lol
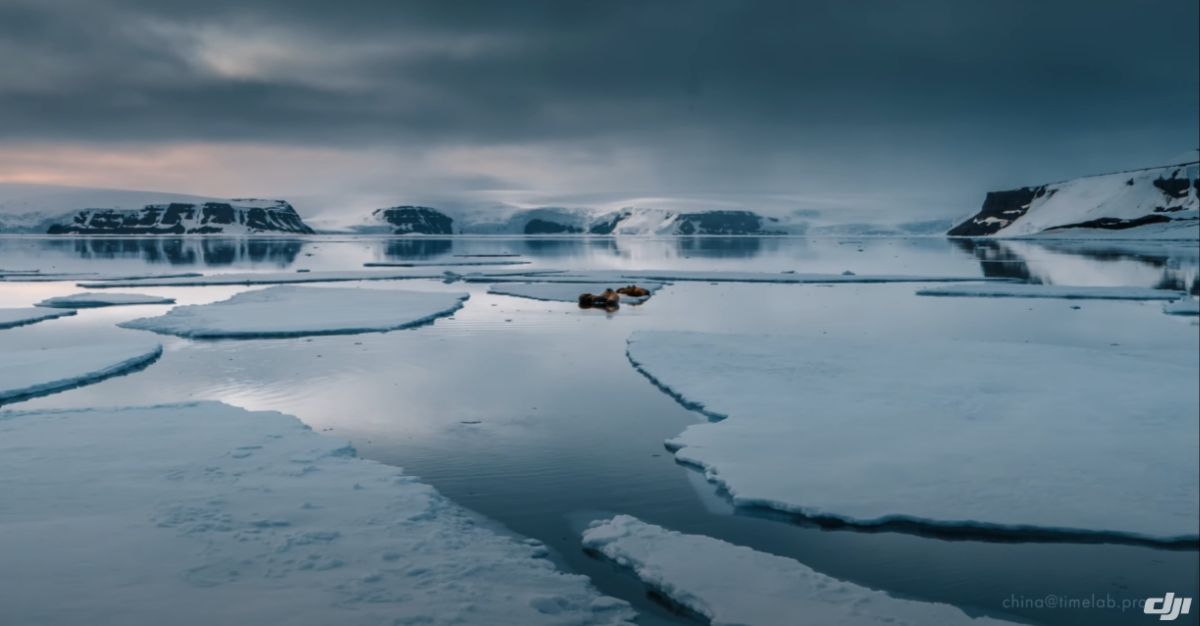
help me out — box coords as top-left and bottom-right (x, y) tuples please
(121, 286), (468, 339)
(0, 402), (634, 626)
(583, 515), (1020, 626)
(0, 307), (75, 330)
(916, 283), (1184, 300)
(36, 293), (175, 308)
(0, 341), (162, 404)
(626, 331), (1199, 543)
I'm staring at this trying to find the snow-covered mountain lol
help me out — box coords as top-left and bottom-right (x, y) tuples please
(0, 184), (314, 235)
(948, 155), (1199, 239)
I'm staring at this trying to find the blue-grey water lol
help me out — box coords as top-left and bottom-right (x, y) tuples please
(2, 235), (1197, 626)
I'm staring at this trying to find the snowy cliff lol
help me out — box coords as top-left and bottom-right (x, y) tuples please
(0, 184), (314, 235)
(948, 156), (1199, 239)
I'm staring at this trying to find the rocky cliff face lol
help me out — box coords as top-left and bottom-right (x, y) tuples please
(44, 200), (314, 235)
(370, 206), (455, 234)
(949, 159), (1199, 238)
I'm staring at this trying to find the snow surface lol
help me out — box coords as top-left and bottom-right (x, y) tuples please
(1163, 297), (1200, 316)
(916, 283), (1185, 300)
(0, 306), (75, 330)
(626, 331), (1199, 542)
(0, 341), (162, 404)
(363, 260), (530, 267)
(79, 269), (446, 288)
(582, 516), (1020, 626)
(0, 402), (635, 626)
(488, 282), (663, 304)
(121, 286), (468, 339)
(36, 292), (176, 308)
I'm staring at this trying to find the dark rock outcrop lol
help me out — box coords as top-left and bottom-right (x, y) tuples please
(372, 206), (455, 234)
(45, 200), (313, 235)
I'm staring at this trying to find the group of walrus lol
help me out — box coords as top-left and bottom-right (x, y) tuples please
(578, 285), (651, 312)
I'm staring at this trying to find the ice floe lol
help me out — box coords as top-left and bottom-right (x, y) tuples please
(78, 269), (446, 288)
(0, 402), (635, 626)
(916, 283), (1186, 300)
(2, 271), (202, 282)
(0, 306), (75, 330)
(0, 341), (162, 404)
(626, 331), (1199, 542)
(462, 270), (1002, 285)
(35, 292), (176, 308)
(121, 285), (468, 338)
(363, 260), (530, 267)
(583, 515), (1020, 626)
(1163, 297), (1200, 316)
(488, 282), (664, 304)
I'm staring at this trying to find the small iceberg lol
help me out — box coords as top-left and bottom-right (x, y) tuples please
(0, 307), (75, 330)
(626, 331), (1199, 543)
(916, 283), (1185, 300)
(1163, 297), (1200, 316)
(120, 285), (468, 339)
(0, 402), (635, 625)
(0, 341), (162, 404)
(36, 293), (176, 308)
(583, 515), (1020, 626)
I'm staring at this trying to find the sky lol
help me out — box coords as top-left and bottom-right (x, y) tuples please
(0, 0), (1196, 222)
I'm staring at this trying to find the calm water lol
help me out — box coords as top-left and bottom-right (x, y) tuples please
(2, 235), (1198, 626)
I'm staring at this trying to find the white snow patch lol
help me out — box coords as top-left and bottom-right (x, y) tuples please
(582, 515), (1021, 626)
(121, 286), (468, 338)
(916, 283), (1185, 300)
(0, 402), (635, 626)
(36, 293), (176, 308)
(0, 341), (162, 404)
(626, 331), (1199, 542)
(488, 282), (663, 304)
(0, 307), (76, 330)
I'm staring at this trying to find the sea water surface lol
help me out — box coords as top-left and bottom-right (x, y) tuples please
(2, 235), (1197, 626)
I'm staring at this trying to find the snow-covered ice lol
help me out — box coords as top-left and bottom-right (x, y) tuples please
(0, 306), (75, 330)
(36, 292), (176, 308)
(582, 515), (1020, 626)
(488, 282), (664, 304)
(626, 331), (1199, 542)
(363, 260), (530, 267)
(1163, 297), (1200, 316)
(121, 286), (468, 338)
(79, 269), (447, 288)
(0, 402), (635, 626)
(0, 341), (162, 404)
(916, 283), (1185, 300)
(3, 271), (203, 283)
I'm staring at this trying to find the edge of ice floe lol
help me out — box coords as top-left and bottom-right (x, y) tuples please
(624, 334), (1199, 548)
(0, 307), (76, 330)
(916, 284), (1186, 300)
(119, 292), (469, 339)
(0, 343), (163, 405)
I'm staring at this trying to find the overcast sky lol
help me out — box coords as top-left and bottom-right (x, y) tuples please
(1, 0), (1196, 220)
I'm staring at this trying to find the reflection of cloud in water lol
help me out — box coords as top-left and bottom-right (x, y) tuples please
(953, 239), (1199, 293)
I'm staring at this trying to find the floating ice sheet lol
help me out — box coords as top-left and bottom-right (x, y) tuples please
(0, 402), (635, 626)
(916, 283), (1185, 300)
(1163, 297), (1200, 316)
(0, 306), (75, 330)
(464, 270), (1002, 285)
(121, 285), (468, 338)
(363, 260), (529, 267)
(36, 293), (175, 308)
(488, 282), (663, 304)
(3, 272), (202, 283)
(0, 340), (162, 404)
(626, 331), (1199, 542)
(583, 515), (1020, 626)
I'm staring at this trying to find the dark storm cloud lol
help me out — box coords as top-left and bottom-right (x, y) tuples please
(1, 0), (1197, 206)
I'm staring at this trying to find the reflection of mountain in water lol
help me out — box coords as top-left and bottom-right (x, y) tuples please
(954, 239), (1199, 294)
(51, 238), (303, 267)
(384, 238), (453, 259)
